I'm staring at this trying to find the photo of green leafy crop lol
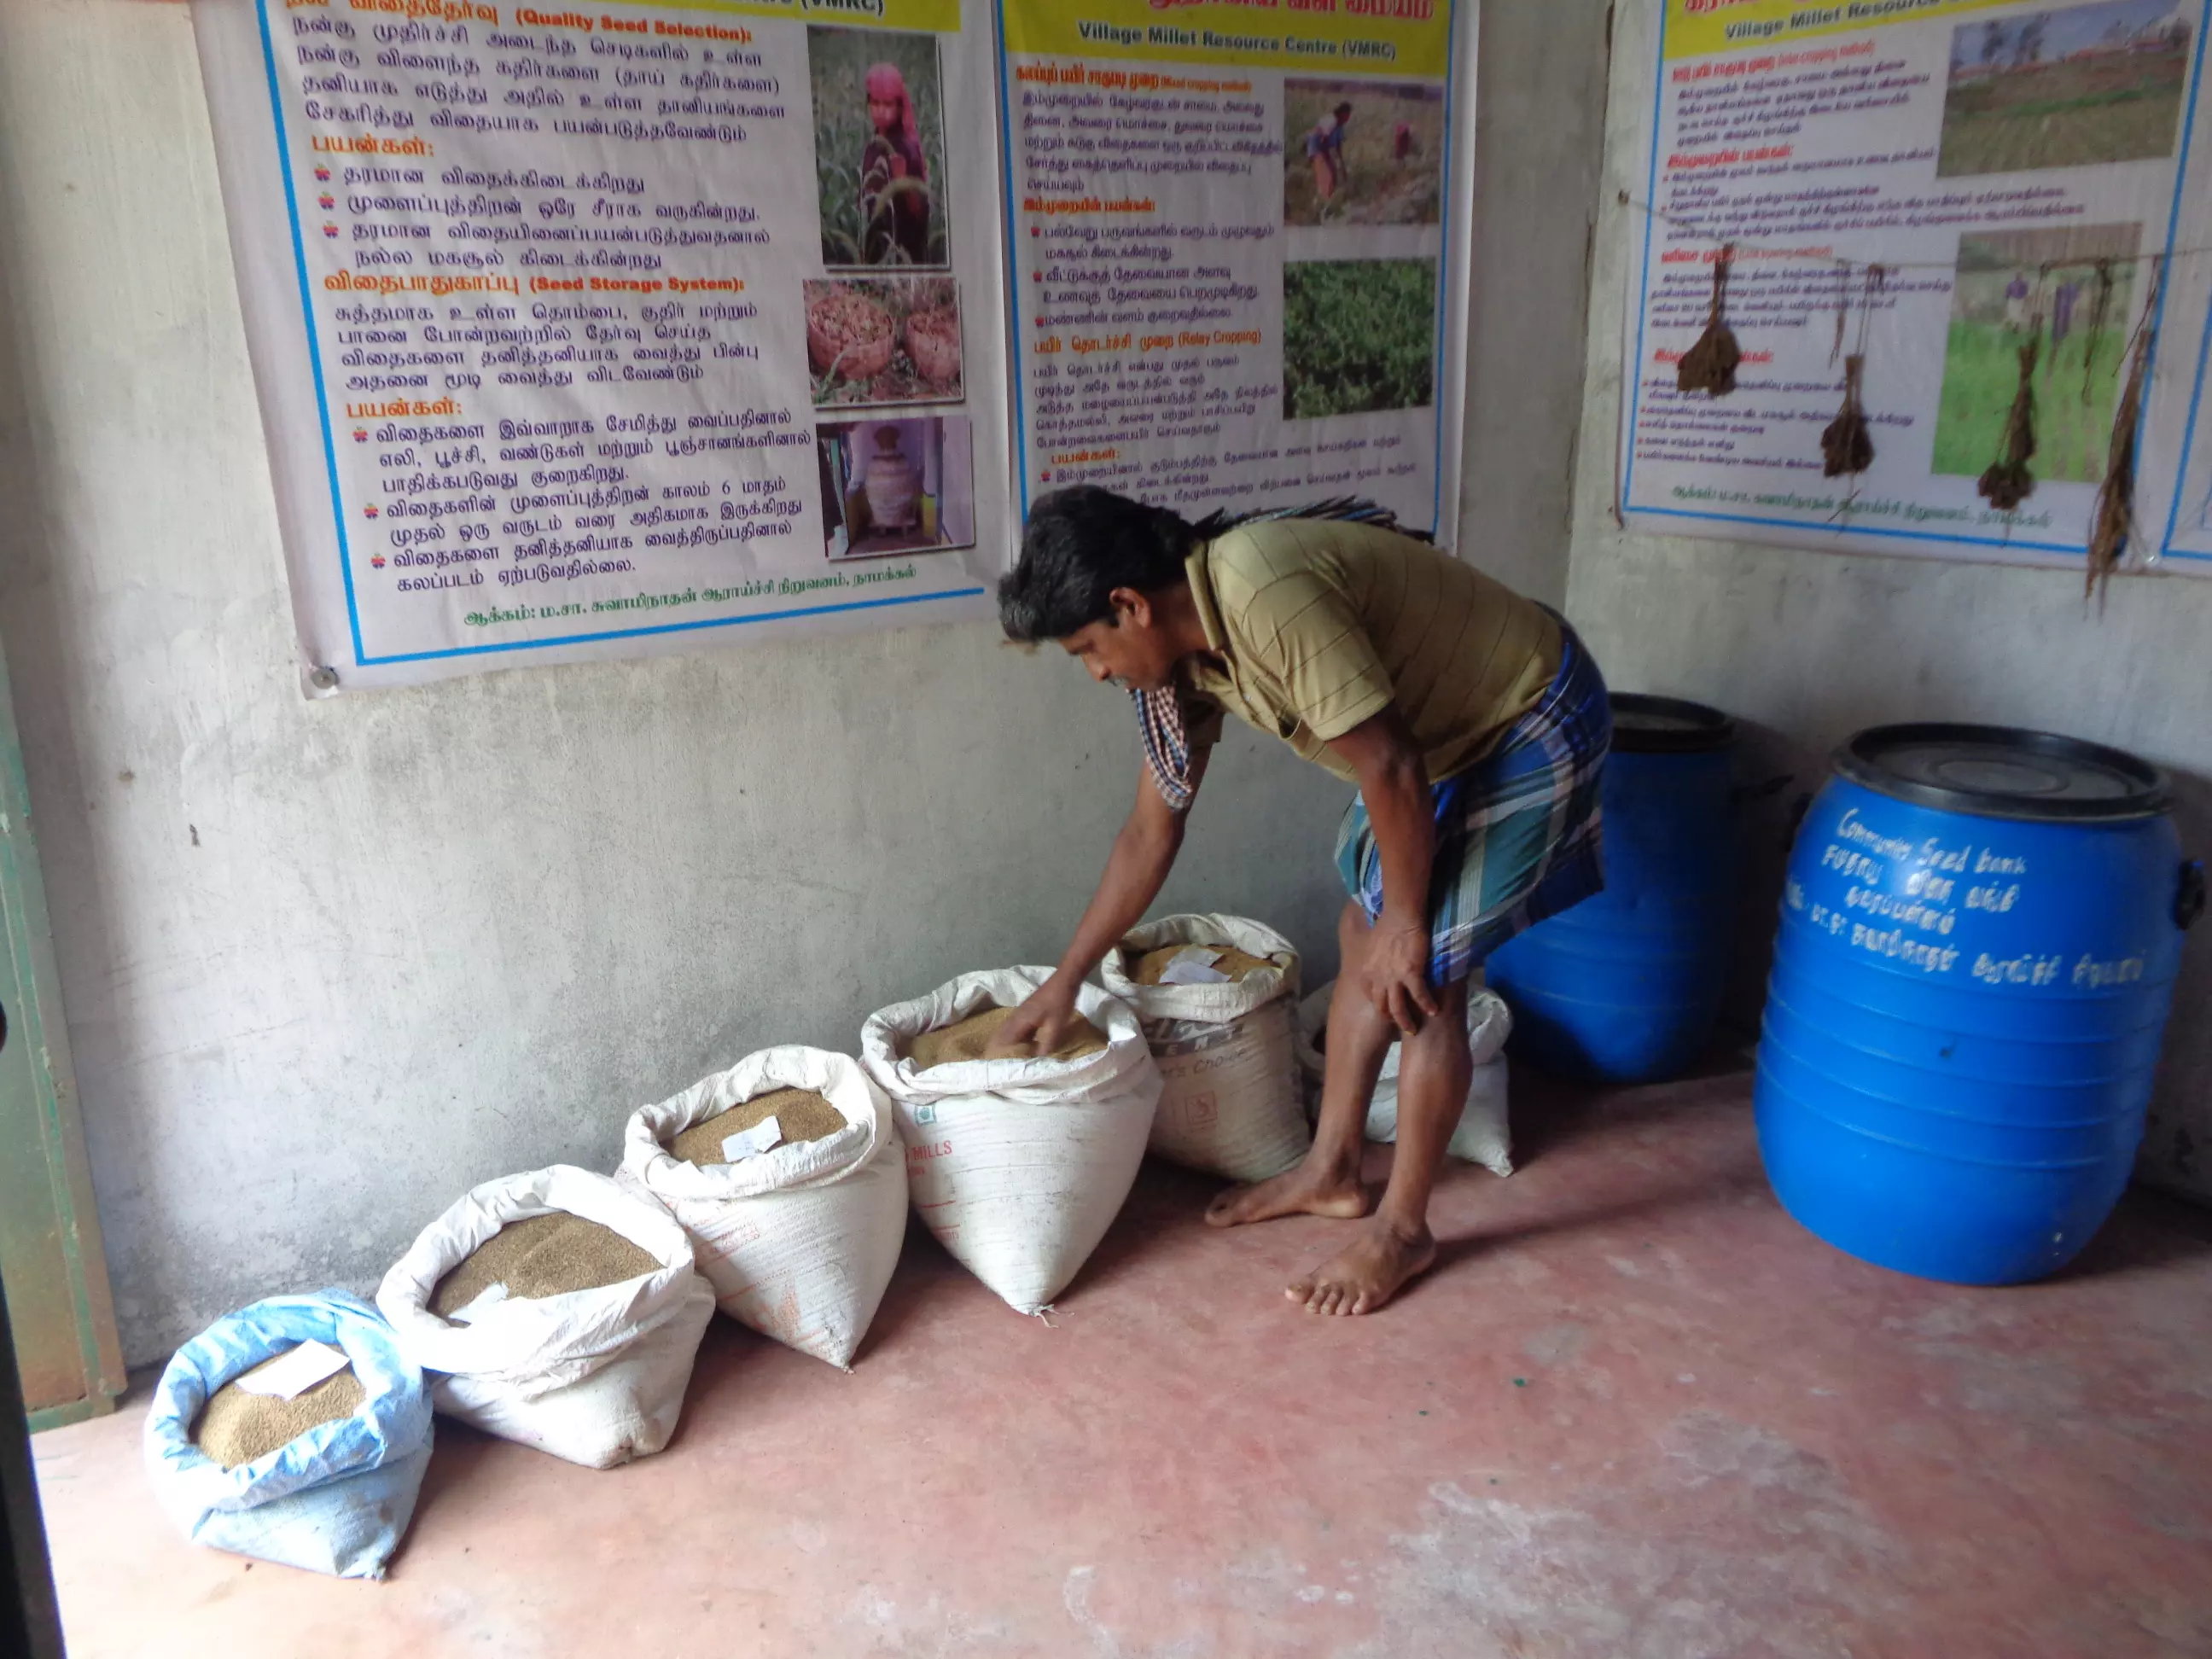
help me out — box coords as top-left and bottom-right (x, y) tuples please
(1281, 259), (1437, 420)
(1930, 224), (2139, 485)
(808, 26), (949, 269)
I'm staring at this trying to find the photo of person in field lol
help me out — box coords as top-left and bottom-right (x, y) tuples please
(1282, 79), (1446, 227)
(1307, 99), (1353, 204)
(1938, 0), (2192, 177)
(1930, 223), (2142, 486)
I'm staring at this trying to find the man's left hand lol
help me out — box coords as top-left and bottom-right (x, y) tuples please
(1363, 919), (1438, 1038)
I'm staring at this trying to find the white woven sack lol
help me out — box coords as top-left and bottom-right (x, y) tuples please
(1098, 913), (1309, 1182)
(617, 1045), (905, 1371)
(375, 1165), (715, 1469)
(436, 1284), (713, 1469)
(860, 967), (1161, 1315)
(1295, 981), (1514, 1176)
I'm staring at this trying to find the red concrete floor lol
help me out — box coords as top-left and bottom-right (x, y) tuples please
(31, 1063), (2212, 1658)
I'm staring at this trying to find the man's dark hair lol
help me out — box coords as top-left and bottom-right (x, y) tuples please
(1334, 101), (1353, 119)
(998, 486), (1197, 643)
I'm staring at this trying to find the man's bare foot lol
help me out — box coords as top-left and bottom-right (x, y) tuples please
(1287, 1219), (1437, 1315)
(1204, 1159), (1369, 1228)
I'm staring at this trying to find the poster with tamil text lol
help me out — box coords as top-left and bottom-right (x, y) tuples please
(1619, 0), (2210, 572)
(195, 0), (1010, 691)
(996, 0), (1476, 544)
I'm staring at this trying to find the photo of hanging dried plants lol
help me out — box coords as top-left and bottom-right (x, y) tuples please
(1938, 0), (2192, 177)
(1930, 222), (2141, 486)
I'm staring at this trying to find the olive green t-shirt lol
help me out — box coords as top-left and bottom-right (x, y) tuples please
(1178, 519), (1560, 785)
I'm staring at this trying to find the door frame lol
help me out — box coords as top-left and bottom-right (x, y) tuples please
(0, 632), (123, 1430)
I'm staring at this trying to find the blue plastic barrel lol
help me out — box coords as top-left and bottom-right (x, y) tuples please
(1487, 694), (1738, 1082)
(1756, 724), (2202, 1286)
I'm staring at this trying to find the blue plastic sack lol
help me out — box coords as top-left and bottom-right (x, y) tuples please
(143, 1289), (434, 1580)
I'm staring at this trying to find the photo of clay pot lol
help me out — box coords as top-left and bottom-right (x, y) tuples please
(815, 415), (977, 561)
(803, 275), (963, 410)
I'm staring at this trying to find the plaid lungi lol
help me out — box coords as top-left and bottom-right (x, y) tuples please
(1334, 618), (1611, 987)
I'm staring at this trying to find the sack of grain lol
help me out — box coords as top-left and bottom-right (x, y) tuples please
(375, 1165), (715, 1470)
(616, 1045), (905, 1371)
(860, 967), (1161, 1315)
(1097, 912), (1309, 1182)
(1295, 981), (1514, 1176)
(142, 1289), (432, 1579)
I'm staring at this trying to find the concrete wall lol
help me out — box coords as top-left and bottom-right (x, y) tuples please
(0, 0), (1610, 1364)
(1568, 0), (2212, 1202)
(1461, 0), (1615, 606)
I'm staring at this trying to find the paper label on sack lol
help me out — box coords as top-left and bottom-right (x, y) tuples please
(447, 1283), (510, 1325)
(1159, 947), (1231, 986)
(722, 1115), (784, 1163)
(234, 1339), (351, 1400)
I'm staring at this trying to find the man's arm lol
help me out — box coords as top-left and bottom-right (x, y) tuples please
(993, 751), (1209, 1054)
(1327, 709), (1439, 1037)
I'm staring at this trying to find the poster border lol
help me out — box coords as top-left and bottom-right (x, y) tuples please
(2158, 55), (2212, 568)
(2157, 292), (2212, 557)
(255, 0), (367, 666)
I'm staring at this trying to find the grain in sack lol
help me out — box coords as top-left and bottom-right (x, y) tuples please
(376, 1165), (714, 1470)
(1098, 912), (1310, 1182)
(861, 967), (1160, 1315)
(143, 1290), (433, 1580)
(1295, 981), (1514, 1176)
(617, 1045), (905, 1370)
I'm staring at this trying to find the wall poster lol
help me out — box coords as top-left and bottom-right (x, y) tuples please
(195, 0), (1010, 691)
(995, 0), (1477, 543)
(1618, 0), (2212, 573)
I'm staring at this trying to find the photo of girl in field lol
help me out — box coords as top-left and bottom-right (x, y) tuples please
(809, 26), (950, 269)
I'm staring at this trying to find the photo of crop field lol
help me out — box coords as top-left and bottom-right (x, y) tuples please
(1282, 259), (1436, 420)
(1930, 224), (2140, 484)
(1283, 79), (1445, 226)
(809, 26), (949, 269)
(1938, 0), (2192, 176)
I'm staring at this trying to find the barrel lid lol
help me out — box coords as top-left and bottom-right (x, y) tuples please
(1834, 723), (2170, 822)
(1610, 693), (1735, 754)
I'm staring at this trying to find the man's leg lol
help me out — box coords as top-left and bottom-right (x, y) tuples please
(1289, 973), (1470, 1315)
(1204, 899), (1394, 1227)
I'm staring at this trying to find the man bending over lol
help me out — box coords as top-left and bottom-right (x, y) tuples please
(992, 490), (1612, 1315)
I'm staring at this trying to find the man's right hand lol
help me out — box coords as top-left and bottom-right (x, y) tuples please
(987, 979), (1082, 1058)
(987, 758), (1199, 1062)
